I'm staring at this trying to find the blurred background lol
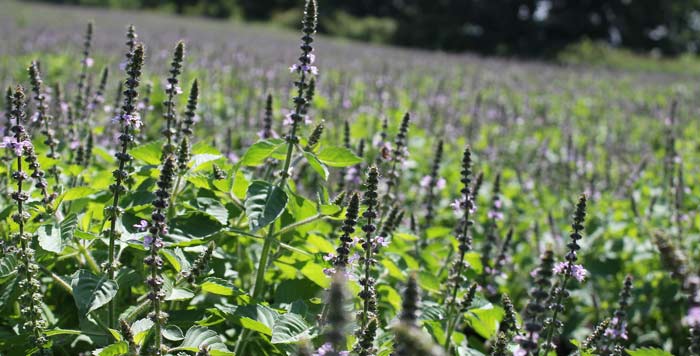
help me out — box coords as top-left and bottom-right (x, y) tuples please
(29, 0), (700, 58)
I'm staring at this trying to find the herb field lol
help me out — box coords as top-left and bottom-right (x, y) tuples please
(0, 1), (699, 355)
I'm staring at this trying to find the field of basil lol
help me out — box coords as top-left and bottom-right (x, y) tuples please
(0, 1), (698, 355)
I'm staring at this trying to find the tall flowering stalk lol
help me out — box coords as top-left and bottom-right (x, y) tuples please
(28, 62), (60, 193)
(383, 113), (410, 209)
(162, 41), (185, 157)
(481, 173), (502, 273)
(318, 273), (351, 356)
(515, 249), (555, 356)
(541, 195), (588, 355)
(444, 145), (474, 351)
(393, 275), (444, 356)
(422, 139), (443, 235)
(74, 22), (93, 124)
(106, 42), (145, 328)
(7, 86), (49, 353)
(331, 192), (360, 271)
(354, 166), (381, 356)
(250, 0), (317, 301)
(259, 93), (274, 139)
(171, 80), (200, 217)
(601, 275), (633, 354)
(144, 155), (176, 355)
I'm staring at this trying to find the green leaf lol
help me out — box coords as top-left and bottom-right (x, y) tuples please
(463, 303), (504, 339)
(129, 140), (163, 165)
(627, 348), (674, 356)
(171, 211), (224, 238)
(162, 325), (184, 341)
(44, 328), (82, 337)
(62, 187), (99, 201)
(161, 248), (191, 273)
(37, 213), (78, 254)
(172, 326), (233, 355)
(0, 255), (18, 284)
(166, 287), (195, 301)
(94, 341), (128, 356)
(200, 277), (245, 297)
(303, 151), (329, 180)
(131, 318), (154, 345)
(316, 146), (362, 167)
(235, 304), (279, 336)
(190, 153), (222, 172)
(239, 139), (285, 166)
(70, 270), (119, 315)
(270, 313), (312, 344)
(245, 180), (288, 232)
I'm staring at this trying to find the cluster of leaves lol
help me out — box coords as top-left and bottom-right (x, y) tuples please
(0, 1), (699, 356)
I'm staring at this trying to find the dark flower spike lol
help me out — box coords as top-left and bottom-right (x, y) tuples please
(603, 275), (633, 350)
(392, 323), (445, 356)
(384, 112), (411, 205)
(516, 249), (555, 356)
(582, 318), (610, 350)
(162, 41), (185, 156)
(304, 119), (324, 151)
(500, 293), (518, 335)
(333, 192), (360, 270)
(105, 41), (145, 328)
(74, 22), (93, 122)
(490, 332), (508, 356)
(8, 85), (49, 353)
(302, 77), (316, 115)
(278, 0), (318, 182)
(145, 154), (177, 355)
(470, 171), (484, 204)
(541, 195), (588, 355)
(422, 139), (443, 234)
(177, 79), (199, 172)
(261, 93), (273, 139)
(185, 241), (216, 285)
(323, 273), (350, 356)
(27, 62), (60, 198)
(444, 145), (474, 351)
(460, 282), (478, 312)
(120, 319), (140, 355)
(355, 166), (380, 355)
(399, 273), (420, 326)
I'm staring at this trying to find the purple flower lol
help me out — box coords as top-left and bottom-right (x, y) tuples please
(289, 64), (319, 75)
(374, 236), (390, 248)
(83, 57), (94, 68)
(143, 234), (154, 248)
(487, 210), (504, 221)
(553, 262), (588, 282)
(604, 317), (628, 340)
(313, 342), (348, 356)
(686, 306), (700, 327)
(112, 113), (143, 129)
(323, 253), (335, 261)
(165, 82), (183, 95)
(133, 220), (149, 232)
(0, 136), (32, 156)
(348, 253), (360, 264)
(344, 166), (361, 185)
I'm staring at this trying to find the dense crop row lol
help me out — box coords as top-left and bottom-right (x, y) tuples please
(0, 1), (699, 355)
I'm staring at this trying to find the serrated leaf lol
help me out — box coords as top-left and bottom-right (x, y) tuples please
(38, 214), (78, 253)
(0, 255), (18, 284)
(131, 318), (154, 345)
(171, 211), (223, 238)
(239, 139), (285, 166)
(129, 140), (163, 165)
(62, 187), (100, 201)
(200, 277), (244, 296)
(70, 270), (119, 315)
(166, 287), (195, 301)
(235, 304), (279, 336)
(270, 313), (312, 344)
(303, 151), (329, 180)
(93, 341), (128, 356)
(316, 146), (362, 167)
(162, 325), (184, 341)
(245, 180), (288, 232)
(172, 326), (232, 355)
(190, 153), (222, 172)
